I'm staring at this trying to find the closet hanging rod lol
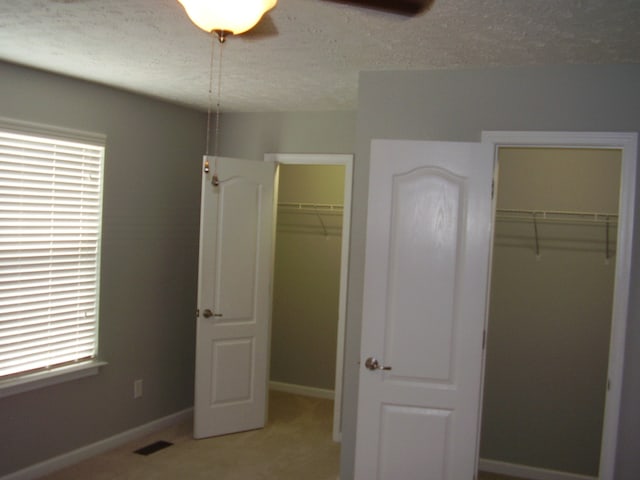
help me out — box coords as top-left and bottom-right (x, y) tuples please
(278, 202), (343, 211)
(496, 209), (618, 223)
(278, 202), (340, 236)
(497, 209), (618, 261)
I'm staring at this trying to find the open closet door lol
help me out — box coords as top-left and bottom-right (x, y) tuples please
(194, 156), (276, 439)
(354, 139), (494, 479)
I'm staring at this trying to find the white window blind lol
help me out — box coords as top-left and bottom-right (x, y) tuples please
(0, 128), (104, 379)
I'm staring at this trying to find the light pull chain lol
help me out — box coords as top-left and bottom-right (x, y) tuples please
(207, 31), (226, 187)
(214, 30), (225, 159)
(205, 31), (216, 157)
(212, 31), (225, 186)
(204, 31), (226, 186)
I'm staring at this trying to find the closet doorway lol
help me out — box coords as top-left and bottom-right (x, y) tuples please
(265, 153), (353, 443)
(478, 131), (637, 480)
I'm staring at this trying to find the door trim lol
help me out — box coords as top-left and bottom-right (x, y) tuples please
(480, 131), (638, 480)
(264, 153), (353, 442)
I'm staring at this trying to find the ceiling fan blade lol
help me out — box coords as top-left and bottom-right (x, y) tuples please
(323, 0), (434, 16)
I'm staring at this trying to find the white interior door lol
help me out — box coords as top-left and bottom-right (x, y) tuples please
(194, 155), (276, 439)
(354, 140), (494, 479)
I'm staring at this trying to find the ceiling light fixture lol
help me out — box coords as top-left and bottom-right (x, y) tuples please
(177, 0), (277, 35)
(177, 0), (277, 186)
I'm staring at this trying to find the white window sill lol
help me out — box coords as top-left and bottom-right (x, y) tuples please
(0, 360), (107, 398)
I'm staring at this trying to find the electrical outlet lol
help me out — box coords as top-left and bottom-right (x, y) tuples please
(134, 379), (143, 399)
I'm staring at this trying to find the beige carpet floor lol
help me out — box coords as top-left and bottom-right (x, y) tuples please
(38, 389), (524, 480)
(40, 390), (340, 480)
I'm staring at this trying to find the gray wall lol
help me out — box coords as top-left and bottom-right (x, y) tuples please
(344, 64), (640, 480)
(271, 165), (345, 391)
(480, 148), (621, 475)
(0, 62), (205, 476)
(217, 111), (357, 161)
(3, 60), (639, 480)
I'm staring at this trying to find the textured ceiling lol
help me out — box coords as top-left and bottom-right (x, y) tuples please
(0, 0), (639, 112)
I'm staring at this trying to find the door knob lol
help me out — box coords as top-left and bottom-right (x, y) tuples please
(364, 357), (392, 371)
(202, 309), (222, 318)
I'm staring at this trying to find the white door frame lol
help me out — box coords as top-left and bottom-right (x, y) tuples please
(480, 131), (638, 480)
(264, 153), (353, 442)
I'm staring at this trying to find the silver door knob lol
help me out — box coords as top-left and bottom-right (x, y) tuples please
(365, 357), (392, 371)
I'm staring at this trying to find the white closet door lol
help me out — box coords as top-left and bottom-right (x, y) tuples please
(354, 139), (493, 479)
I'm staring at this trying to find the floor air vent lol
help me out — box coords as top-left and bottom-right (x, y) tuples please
(134, 440), (173, 456)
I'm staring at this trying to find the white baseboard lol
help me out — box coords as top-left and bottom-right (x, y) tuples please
(2, 408), (193, 480)
(269, 381), (334, 400)
(479, 458), (597, 480)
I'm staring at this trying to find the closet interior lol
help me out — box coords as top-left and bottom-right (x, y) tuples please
(270, 164), (345, 396)
(479, 147), (622, 478)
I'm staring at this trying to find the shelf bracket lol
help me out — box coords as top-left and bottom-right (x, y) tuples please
(532, 212), (541, 259)
(314, 204), (328, 236)
(605, 216), (611, 262)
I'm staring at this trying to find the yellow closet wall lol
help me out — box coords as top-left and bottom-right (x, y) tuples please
(480, 147), (621, 475)
(270, 165), (345, 390)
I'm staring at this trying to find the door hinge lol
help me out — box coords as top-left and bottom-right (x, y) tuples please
(196, 308), (200, 318)
(203, 159), (210, 174)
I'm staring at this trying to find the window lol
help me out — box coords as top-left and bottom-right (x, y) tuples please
(0, 123), (105, 389)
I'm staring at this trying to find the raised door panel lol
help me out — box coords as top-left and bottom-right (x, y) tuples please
(215, 179), (262, 321)
(379, 405), (452, 480)
(386, 167), (464, 383)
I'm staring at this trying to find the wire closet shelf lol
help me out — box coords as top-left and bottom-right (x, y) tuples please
(277, 202), (344, 236)
(495, 208), (618, 260)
